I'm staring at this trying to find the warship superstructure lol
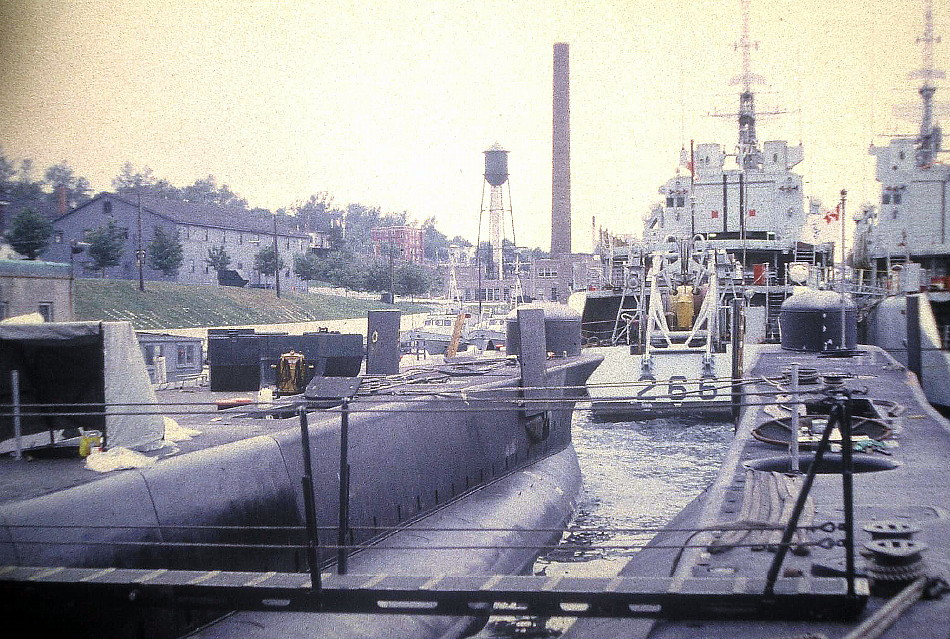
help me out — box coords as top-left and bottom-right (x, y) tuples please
(577, 0), (831, 346)
(858, 0), (950, 408)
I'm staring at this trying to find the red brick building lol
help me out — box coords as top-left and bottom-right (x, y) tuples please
(371, 226), (424, 264)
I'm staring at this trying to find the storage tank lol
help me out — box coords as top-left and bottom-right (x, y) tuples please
(506, 302), (582, 357)
(779, 289), (856, 351)
(484, 143), (509, 187)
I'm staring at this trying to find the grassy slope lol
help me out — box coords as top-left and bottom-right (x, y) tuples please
(74, 280), (435, 330)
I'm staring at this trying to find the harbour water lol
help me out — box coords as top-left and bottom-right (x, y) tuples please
(475, 409), (734, 637)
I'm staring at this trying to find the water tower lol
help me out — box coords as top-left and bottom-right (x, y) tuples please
(480, 143), (514, 280)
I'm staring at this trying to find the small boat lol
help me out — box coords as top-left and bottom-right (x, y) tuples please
(589, 242), (739, 418)
(401, 307), (473, 355)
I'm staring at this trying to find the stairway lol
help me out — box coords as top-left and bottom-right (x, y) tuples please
(765, 290), (788, 343)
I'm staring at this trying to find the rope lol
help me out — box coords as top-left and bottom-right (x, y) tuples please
(707, 471), (814, 555)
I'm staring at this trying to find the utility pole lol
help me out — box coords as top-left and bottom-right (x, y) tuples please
(389, 231), (396, 304)
(137, 192), (145, 291)
(273, 214), (281, 298)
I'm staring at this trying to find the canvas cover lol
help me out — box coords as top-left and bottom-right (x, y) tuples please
(0, 321), (164, 452)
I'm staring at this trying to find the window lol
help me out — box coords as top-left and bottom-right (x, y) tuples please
(0, 300), (8, 320)
(38, 303), (53, 322)
(675, 197), (685, 207)
(882, 193), (891, 204)
(666, 197), (674, 207)
(238, 233), (243, 245)
(144, 345), (155, 365)
(189, 259), (195, 273)
(537, 267), (557, 278)
(177, 344), (195, 367)
(551, 287), (558, 301)
(893, 192), (902, 204)
(54, 231), (63, 243)
(103, 201), (113, 215)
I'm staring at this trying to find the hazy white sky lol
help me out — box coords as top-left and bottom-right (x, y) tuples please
(1, 0), (946, 251)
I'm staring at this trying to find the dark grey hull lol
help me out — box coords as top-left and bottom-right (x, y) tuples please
(0, 353), (602, 638)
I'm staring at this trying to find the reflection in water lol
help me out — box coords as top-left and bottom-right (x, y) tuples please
(474, 409), (733, 637)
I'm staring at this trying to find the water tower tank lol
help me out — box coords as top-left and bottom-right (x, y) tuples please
(484, 142), (509, 187)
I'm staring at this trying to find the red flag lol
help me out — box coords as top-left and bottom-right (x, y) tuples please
(823, 204), (840, 224)
(711, 210), (719, 218)
(748, 209), (757, 217)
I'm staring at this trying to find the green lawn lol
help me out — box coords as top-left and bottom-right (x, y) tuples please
(74, 280), (435, 329)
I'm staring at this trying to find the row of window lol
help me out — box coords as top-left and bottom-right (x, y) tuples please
(179, 226), (308, 251)
(882, 193), (903, 205)
(143, 343), (198, 367)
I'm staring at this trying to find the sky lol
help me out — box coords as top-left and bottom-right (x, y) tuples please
(1, 0), (947, 252)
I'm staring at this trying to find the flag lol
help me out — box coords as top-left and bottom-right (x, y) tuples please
(748, 209), (757, 217)
(823, 204), (840, 224)
(711, 210), (719, 218)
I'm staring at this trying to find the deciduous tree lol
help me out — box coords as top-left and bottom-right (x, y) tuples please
(148, 226), (184, 276)
(86, 219), (126, 276)
(3, 208), (52, 259)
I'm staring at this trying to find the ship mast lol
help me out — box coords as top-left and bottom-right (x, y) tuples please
(913, 0), (944, 167)
(732, 0), (765, 170)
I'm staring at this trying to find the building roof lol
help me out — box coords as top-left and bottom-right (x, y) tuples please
(0, 258), (71, 278)
(70, 193), (310, 238)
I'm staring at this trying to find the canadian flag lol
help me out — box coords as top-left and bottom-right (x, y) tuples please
(823, 204), (840, 224)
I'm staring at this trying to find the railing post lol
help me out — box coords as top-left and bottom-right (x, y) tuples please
(764, 398), (841, 596)
(840, 392), (857, 598)
(730, 297), (743, 427)
(789, 363), (800, 473)
(298, 407), (322, 593)
(906, 294), (922, 385)
(12, 370), (22, 461)
(338, 398), (351, 574)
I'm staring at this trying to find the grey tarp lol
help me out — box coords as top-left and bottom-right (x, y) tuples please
(0, 321), (164, 451)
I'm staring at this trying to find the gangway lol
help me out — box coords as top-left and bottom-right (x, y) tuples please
(0, 565), (865, 619)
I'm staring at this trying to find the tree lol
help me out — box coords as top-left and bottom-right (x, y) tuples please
(254, 245), (285, 278)
(394, 261), (433, 297)
(422, 216), (451, 262)
(293, 252), (322, 281)
(86, 219), (125, 276)
(147, 226), (184, 276)
(4, 208), (52, 259)
(204, 244), (232, 272)
(43, 160), (92, 210)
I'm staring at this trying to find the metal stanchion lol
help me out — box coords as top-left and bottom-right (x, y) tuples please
(298, 407), (322, 593)
(338, 399), (351, 574)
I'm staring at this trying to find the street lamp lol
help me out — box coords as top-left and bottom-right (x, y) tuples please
(69, 240), (90, 279)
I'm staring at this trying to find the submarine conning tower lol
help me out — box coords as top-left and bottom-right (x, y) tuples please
(778, 289), (857, 352)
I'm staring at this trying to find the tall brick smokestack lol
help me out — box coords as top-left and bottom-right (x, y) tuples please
(551, 42), (571, 255)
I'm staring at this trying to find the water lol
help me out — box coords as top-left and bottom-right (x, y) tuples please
(473, 409), (734, 637)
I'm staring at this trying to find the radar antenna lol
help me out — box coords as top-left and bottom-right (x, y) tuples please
(912, 0), (944, 165)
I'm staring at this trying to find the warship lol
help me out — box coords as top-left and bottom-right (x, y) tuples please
(572, 0), (832, 349)
(856, 0), (950, 410)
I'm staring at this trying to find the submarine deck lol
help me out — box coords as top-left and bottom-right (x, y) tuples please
(0, 354), (590, 506)
(564, 344), (950, 639)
